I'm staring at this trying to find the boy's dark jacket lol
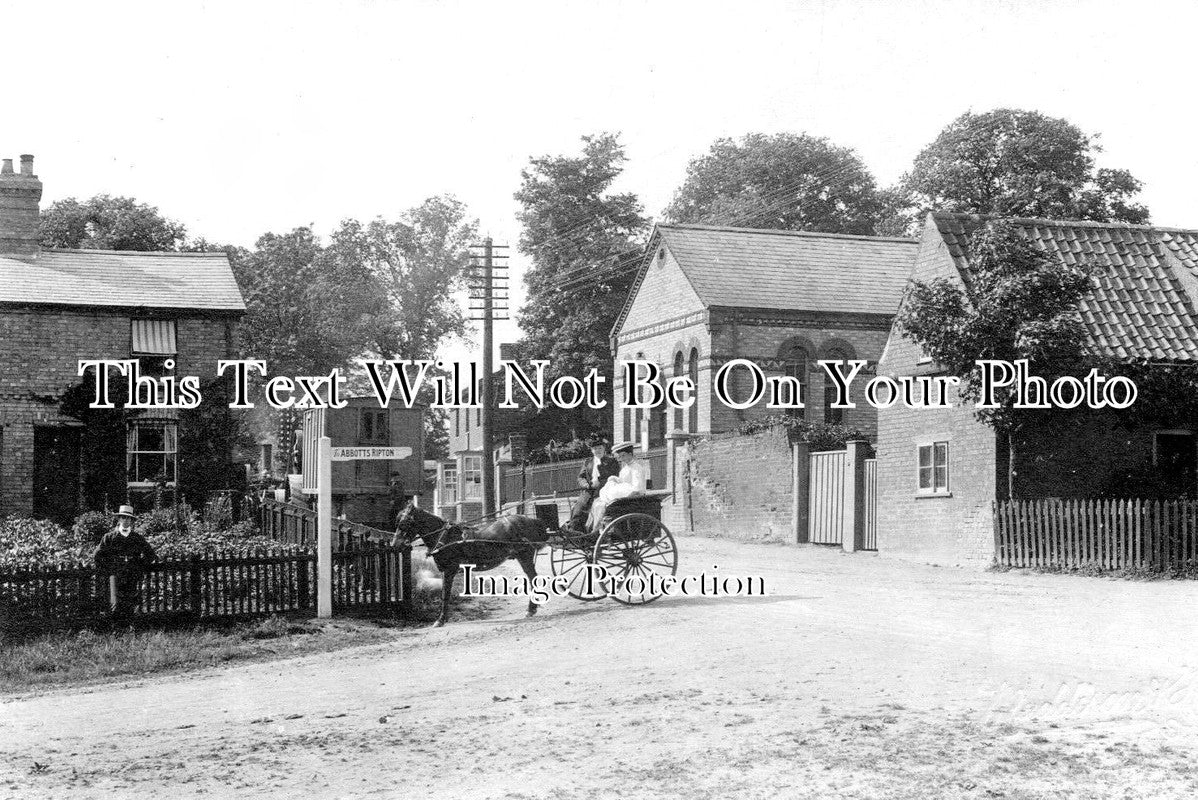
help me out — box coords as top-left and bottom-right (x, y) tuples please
(93, 530), (157, 574)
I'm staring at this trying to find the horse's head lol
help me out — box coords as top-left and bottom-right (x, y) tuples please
(393, 500), (447, 548)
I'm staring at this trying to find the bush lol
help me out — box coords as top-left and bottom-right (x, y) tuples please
(0, 518), (86, 567)
(734, 416), (874, 454)
(71, 511), (114, 548)
(136, 507), (181, 537)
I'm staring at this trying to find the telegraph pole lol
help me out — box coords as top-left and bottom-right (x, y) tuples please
(468, 238), (508, 515)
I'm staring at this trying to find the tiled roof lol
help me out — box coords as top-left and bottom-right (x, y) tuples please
(931, 213), (1198, 362)
(0, 249), (245, 312)
(628, 223), (916, 322)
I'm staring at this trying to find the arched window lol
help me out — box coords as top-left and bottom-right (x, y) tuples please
(822, 344), (855, 425)
(779, 343), (808, 419)
(687, 348), (699, 433)
(672, 351), (685, 432)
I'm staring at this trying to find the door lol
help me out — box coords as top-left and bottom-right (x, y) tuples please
(33, 426), (81, 524)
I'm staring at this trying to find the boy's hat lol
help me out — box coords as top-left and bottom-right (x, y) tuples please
(116, 505), (135, 519)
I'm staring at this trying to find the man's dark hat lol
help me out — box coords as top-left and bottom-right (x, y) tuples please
(585, 434), (608, 448)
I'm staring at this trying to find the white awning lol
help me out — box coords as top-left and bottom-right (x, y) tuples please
(131, 319), (177, 355)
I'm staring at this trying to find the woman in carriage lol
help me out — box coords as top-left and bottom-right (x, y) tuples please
(585, 441), (647, 533)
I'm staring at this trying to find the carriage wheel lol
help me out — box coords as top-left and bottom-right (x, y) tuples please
(549, 543), (608, 601)
(592, 513), (678, 606)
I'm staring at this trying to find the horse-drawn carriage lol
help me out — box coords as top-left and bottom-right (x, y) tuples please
(535, 489), (678, 605)
(395, 489), (679, 624)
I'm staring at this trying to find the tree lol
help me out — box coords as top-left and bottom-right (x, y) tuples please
(893, 109), (1150, 231)
(895, 220), (1093, 497)
(323, 196), (477, 361)
(231, 228), (357, 379)
(513, 133), (650, 444)
(664, 132), (883, 234)
(40, 195), (188, 251)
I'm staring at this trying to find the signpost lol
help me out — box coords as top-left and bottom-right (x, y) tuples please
(316, 441), (413, 618)
(330, 446), (412, 461)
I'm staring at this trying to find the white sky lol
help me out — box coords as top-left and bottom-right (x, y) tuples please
(5, 0), (1197, 363)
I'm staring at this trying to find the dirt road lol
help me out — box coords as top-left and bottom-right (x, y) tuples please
(4, 537), (1198, 799)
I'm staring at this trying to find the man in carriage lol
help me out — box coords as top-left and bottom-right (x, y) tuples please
(566, 435), (620, 533)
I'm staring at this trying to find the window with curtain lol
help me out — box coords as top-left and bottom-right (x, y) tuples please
(127, 422), (178, 485)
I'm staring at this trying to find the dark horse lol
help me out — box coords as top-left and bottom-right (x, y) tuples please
(394, 502), (552, 626)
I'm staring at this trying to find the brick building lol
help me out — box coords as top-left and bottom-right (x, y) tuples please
(876, 213), (1198, 567)
(611, 224), (918, 444)
(0, 155), (245, 523)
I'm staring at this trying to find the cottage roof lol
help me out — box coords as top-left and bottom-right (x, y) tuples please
(930, 212), (1198, 362)
(0, 248), (245, 313)
(613, 224), (918, 337)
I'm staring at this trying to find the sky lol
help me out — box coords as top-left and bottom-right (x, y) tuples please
(4, 0), (1197, 362)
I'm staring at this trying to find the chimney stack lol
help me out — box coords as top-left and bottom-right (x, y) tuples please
(0, 153), (42, 260)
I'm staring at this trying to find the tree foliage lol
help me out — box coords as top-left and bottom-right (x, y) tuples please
(895, 221), (1094, 495)
(39, 195), (188, 251)
(664, 132), (883, 234)
(323, 196), (476, 361)
(513, 133), (650, 444)
(230, 228), (356, 378)
(892, 109), (1149, 231)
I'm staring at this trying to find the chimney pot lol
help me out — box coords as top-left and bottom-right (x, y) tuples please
(19, 154), (33, 176)
(0, 159), (11, 175)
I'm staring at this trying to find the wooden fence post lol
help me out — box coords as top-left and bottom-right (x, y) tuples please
(793, 440), (810, 544)
(843, 440), (867, 553)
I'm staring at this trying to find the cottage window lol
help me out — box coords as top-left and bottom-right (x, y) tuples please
(131, 319), (178, 379)
(916, 441), (949, 495)
(623, 408), (632, 443)
(462, 455), (482, 499)
(127, 422), (178, 486)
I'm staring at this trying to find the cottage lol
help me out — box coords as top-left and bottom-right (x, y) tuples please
(0, 155), (245, 523)
(876, 212), (1198, 566)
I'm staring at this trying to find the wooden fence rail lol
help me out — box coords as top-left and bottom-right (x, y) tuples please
(993, 498), (1198, 571)
(0, 545), (410, 632)
(258, 499), (395, 550)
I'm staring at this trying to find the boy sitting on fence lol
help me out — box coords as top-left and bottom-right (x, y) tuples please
(93, 505), (157, 623)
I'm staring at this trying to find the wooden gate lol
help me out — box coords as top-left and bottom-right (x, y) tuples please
(809, 450), (845, 545)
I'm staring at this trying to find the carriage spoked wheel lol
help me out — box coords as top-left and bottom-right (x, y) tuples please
(549, 540), (608, 601)
(592, 513), (678, 606)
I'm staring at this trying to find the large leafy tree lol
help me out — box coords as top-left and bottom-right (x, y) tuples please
(323, 196), (476, 361)
(40, 195), (188, 251)
(514, 133), (650, 444)
(664, 132), (883, 234)
(891, 109), (1149, 231)
(895, 221), (1093, 497)
(231, 228), (356, 378)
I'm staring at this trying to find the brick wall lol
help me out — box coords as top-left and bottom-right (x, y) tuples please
(683, 428), (794, 543)
(0, 306), (237, 516)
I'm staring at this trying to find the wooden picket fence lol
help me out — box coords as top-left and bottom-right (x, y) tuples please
(994, 498), (1198, 571)
(259, 499), (395, 549)
(0, 545), (409, 633)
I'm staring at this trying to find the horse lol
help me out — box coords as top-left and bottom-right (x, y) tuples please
(393, 502), (552, 627)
